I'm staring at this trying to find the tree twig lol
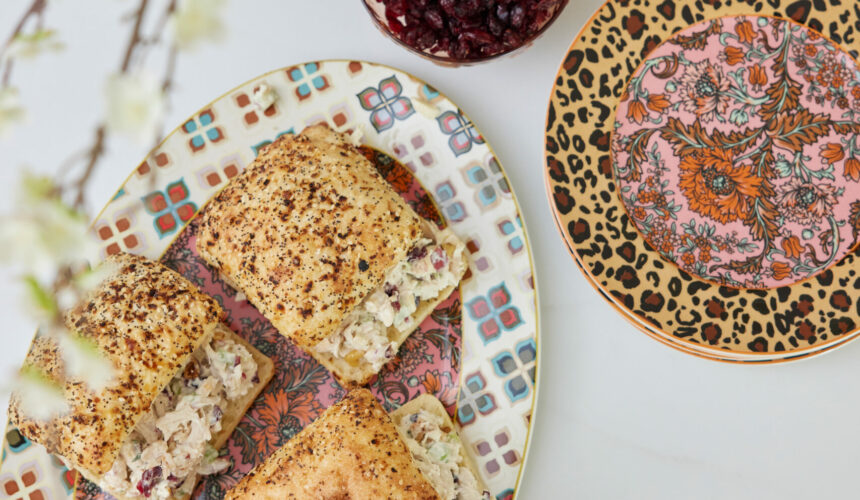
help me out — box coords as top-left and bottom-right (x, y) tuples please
(148, 0), (178, 47)
(64, 0), (154, 209)
(120, 0), (150, 73)
(0, 0), (47, 89)
(0, 0), (46, 61)
(1, 59), (13, 88)
(71, 125), (106, 210)
(151, 44), (178, 149)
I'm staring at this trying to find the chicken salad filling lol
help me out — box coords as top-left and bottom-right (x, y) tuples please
(397, 409), (488, 500)
(102, 334), (258, 499)
(314, 231), (464, 371)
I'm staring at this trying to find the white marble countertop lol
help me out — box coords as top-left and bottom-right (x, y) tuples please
(1, 1), (859, 498)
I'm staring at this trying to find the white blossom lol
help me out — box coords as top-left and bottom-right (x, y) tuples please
(6, 29), (64, 59)
(58, 330), (115, 391)
(0, 87), (26, 136)
(171, 0), (226, 50)
(105, 72), (165, 144)
(74, 259), (120, 294)
(21, 275), (58, 324)
(13, 367), (69, 421)
(0, 173), (97, 283)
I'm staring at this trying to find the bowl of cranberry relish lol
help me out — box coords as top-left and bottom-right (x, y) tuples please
(364, 0), (568, 65)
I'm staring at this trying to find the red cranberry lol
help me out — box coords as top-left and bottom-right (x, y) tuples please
(510, 4), (525, 28)
(461, 28), (496, 46)
(439, 0), (457, 15)
(408, 245), (428, 261)
(424, 8), (446, 30)
(430, 247), (448, 270)
(488, 15), (504, 36)
(136, 466), (163, 497)
(212, 405), (223, 424)
(496, 4), (510, 23)
(384, 0), (407, 17)
(376, 0), (564, 60)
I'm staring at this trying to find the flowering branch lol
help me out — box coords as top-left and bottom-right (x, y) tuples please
(0, 0), (47, 88)
(1, 0), (227, 420)
(58, 0), (183, 210)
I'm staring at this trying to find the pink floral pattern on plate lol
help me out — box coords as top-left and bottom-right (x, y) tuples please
(612, 15), (860, 289)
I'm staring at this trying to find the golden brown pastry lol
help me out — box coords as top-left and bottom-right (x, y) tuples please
(197, 124), (466, 385)
(225, 388), (440, 500)
(9, 253), (274, 500)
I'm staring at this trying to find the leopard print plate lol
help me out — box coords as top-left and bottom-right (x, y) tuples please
(545, 0), (860, 359)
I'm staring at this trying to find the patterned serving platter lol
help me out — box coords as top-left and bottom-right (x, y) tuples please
(0, 60), (539, 499)
(545, 0), (860, 362)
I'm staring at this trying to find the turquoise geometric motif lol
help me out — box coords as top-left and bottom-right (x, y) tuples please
(491, 339), (536, 403)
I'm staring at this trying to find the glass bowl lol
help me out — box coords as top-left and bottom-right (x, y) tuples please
(363, 0), (569, 66)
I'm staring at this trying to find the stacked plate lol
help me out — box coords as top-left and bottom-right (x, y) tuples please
(545, 0), (860, 363)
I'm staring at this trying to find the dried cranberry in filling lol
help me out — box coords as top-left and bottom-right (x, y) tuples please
(430, 247), (448, 270)
(211, 405), (223, 425)
(407, 245), (428, 261)
(136, 466), (163, 497)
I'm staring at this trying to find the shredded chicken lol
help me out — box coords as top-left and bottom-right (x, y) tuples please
(397, 410), (487, 500)
(314, 231), (464, 369)
(102, 335), (258, 499)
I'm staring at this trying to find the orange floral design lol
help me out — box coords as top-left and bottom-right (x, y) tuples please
(626, 99), (648, 124)
(421, 370), (458, 408)
(678, 148), (764, 224)
(771, 261), (792, 280)
(735, 19), (755, 44)
(781, 235), (803, 259)
(749, 64), (767, 89)
(820, 143), (845, 164)
(287, 390), (324, 426)
(724, 46), (745, 65)
(255, 391), (291, 451)
(255, 390), (323, 452)
(679, 61), (732, 122)
(845, 157), (860, 181)
(646, 93), (671, 114)
(612, 16), (860, 288)
(421, 370), (443, 393)
(681, 253), (695, 266)
(385, 162), (415, 192)
(777, 178), (838, 225)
